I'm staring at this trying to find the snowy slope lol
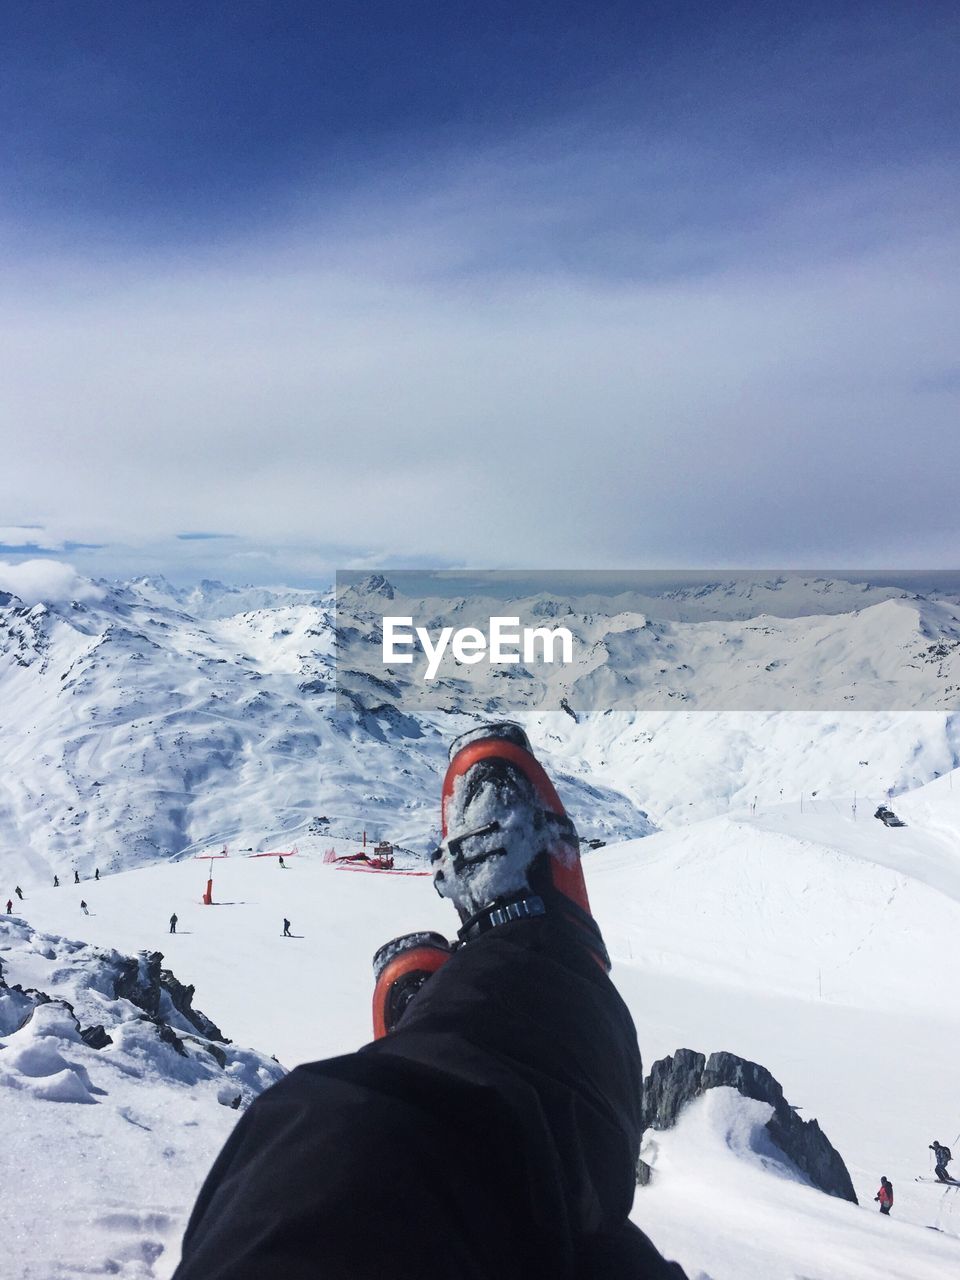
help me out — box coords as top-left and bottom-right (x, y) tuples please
(0, 580), (652, 881)
(6, 765), (960, 1278)
(4, 572), (960, 886)
(586, 792), (960, 1259)
(637, 1089), (959, 1280)
(5, 569), (960, 1276)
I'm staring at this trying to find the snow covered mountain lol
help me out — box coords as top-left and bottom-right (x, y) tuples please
(2, 571), (960, 887)
(0, 575), (654, 883)
(4, 569), (960, 1276)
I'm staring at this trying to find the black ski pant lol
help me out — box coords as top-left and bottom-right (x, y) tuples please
(174, 917), (687, 1279)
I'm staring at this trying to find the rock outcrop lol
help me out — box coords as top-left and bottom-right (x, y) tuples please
(112, 950), (227, 1043)
(639, 1048), (857, 1203)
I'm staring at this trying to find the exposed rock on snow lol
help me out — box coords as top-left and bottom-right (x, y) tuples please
(0, 917), (281, 1107)
(113, 950), (227, 1044)
(1, 913), (286, 1278)
(640, 1046), (706, 1132)
(639, 1048), (856, 1203)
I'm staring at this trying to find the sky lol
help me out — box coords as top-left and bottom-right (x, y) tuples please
(1, 1), (959, 588)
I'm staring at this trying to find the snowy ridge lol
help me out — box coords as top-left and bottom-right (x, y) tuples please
(0, 577), (653, 883)
(338, 574), (960, 712)
(4, 572), (960, 886)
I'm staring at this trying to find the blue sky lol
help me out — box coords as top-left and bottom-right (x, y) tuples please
(1, 2), (958, 586)
(4, 3), (956, 257)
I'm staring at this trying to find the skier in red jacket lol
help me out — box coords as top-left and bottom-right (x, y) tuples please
(875, 1176), (893, 1214)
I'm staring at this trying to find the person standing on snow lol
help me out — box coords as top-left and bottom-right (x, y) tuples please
(170, 913), (178, 934)
(74, 870), (80, 884)
(875, 1176), (893, 1214)
(95, 868), (100, 881)
(5, 899), (11, 914)
(80, 900), (89, 915)
(53, 874), (59, 887)
(278, 855), (286, 869)
(930, 1141), (953, 1182)
(14, 885), (23, 900)
(173, 722), (687, 1280)
(282, 918), (292, 937)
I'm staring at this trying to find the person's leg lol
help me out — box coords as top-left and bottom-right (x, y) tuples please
(174, 917), (684, 1279)
(175, 724), (686, 1279)
(375, 916), (641, 1235)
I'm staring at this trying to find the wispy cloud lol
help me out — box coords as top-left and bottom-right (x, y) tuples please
(176, 532), (238, 542)
(0, 525), (63, 551)
(0, 524), (105, 556)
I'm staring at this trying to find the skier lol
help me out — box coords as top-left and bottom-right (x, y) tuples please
(74, 870), (80, 885)
(53, 874), (59, 887)
(930, 1140), (953, 1182)
(278, 855), (285, 869)
(173, 722), (687, 1280)
(95, 868), (100, 881)
(875, 1176), (893, 1214)
(5, 899), (11, 914)
(170, 913), (178, 934)
(14, 885), (23, 900)
(80, 900), (89, 915)
(282, 918), (291, 937)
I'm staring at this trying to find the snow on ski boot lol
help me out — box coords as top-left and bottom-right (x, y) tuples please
(372, 931), (453, 1039)
(432, 721), (610, 970)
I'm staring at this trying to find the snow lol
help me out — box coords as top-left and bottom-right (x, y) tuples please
(636, 1089), (960, 1280)
(1, 766), (958, 1277)
(0, 578), (653, 881)
(3, 572), (960, 1277)
(4, 572), (960, 887)
(0, 914), (284, 1277)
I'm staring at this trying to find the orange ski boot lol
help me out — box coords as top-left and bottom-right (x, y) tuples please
(432, 722), (609, 969)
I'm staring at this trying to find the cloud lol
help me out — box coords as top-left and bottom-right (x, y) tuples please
(0, 525), (63, 551)
(0, 559), (105, 606)
(0, 525), (106, 555)
(0, 132), (957, 575)
(176, 532), (237, 541)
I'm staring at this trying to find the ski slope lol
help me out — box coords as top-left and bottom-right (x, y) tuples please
(5, 772), (960, 1278)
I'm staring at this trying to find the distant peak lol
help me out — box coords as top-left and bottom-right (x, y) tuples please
(354, 574), (395, 600)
